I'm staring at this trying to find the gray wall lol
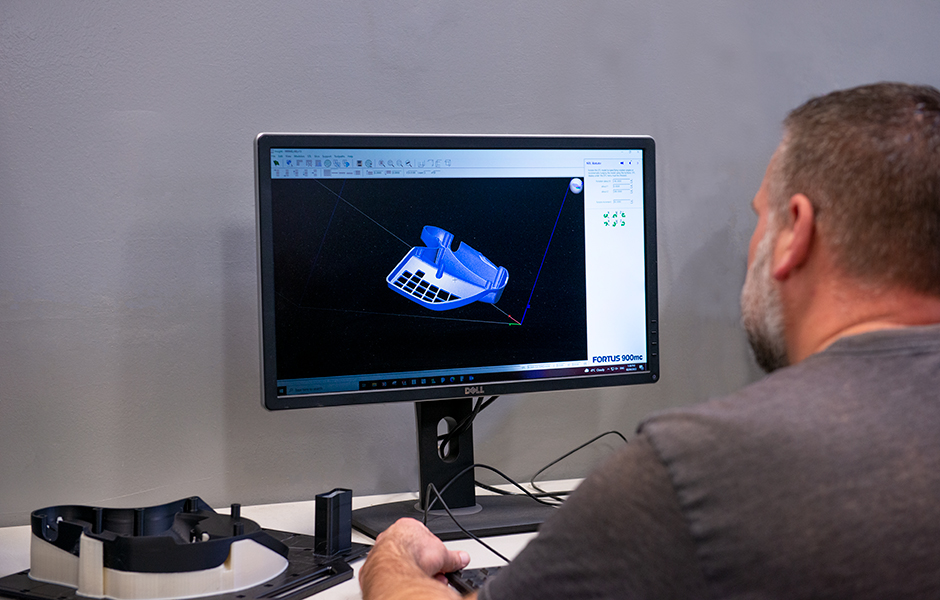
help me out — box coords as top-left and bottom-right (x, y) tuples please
(2, 1), (938, 528)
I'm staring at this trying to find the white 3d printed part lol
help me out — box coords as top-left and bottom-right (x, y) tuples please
(30, 534), (288, 600)
(27, 498), (290, 600)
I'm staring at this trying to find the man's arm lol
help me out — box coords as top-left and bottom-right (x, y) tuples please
(359, 518), (474, 600)
(361, 433), (705, 600)
(478, 433), (706, 600)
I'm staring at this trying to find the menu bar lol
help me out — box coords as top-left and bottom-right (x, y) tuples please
(270, 148), (643, 179)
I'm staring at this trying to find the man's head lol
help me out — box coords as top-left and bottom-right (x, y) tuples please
(742, 82), (940, 371)
(773, 82), (940, 293)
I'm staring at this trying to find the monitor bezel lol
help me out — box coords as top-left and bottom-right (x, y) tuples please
(255, 133), (659, 411)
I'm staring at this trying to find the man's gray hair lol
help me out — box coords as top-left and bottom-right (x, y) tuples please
(771, 82), (940, 295)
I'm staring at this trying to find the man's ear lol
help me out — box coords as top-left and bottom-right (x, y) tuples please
(772, 193), (815, 281)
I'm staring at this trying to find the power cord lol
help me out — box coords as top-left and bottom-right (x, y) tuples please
(436, 395), (499, 453)
(422, 431), (631, 568)
(470, 430), (629, 504)
(422, 461), (567, 565)
(529, 430), (629, 501)
(425, 462), (559, 514)
(437, 395), (629, 504)
(423, 483), (511, 564)
(426, 397), (630, 563)
(473, 481), (569, 503)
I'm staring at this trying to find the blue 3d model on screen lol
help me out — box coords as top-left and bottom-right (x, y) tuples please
(387, 225), (509, 311)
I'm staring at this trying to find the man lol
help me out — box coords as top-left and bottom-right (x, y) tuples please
(359, 82), (940, 599)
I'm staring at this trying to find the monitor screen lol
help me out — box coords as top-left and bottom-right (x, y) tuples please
(255, 134), (659, 411)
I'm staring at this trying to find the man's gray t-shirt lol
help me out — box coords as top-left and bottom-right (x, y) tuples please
(480, 326), (940, 599)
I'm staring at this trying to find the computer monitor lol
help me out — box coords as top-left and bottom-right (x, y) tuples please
(255, 133), (659, 539)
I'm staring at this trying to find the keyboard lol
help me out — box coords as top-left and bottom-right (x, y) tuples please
(445, 566), (503, 594)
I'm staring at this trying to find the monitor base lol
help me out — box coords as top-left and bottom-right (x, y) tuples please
(352, 494), (555, 541)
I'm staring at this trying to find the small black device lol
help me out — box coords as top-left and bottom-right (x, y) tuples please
(446, 566), (504, 594)
(314, 488), (353, 556)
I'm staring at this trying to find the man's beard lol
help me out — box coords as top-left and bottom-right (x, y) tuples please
(740, 225), (789, 373)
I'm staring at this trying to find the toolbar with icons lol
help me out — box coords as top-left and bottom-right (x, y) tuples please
(269, 148), (643, 179)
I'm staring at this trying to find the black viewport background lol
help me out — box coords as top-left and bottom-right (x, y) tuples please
(271, 177), (587, 380)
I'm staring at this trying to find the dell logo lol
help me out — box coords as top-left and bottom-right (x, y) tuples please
(465, 386), (484, 395)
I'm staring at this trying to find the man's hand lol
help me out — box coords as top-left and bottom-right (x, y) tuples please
(359, 518), (473, 600)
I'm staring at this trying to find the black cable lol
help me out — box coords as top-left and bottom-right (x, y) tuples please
(529, 430), (629, 499)
(422, 422), (629, 564)
(420, 432), (628, 566)
(474, 480), (570, 500)
(454, 396), (497, 439)
(423, 483), (511, 565)
(422, 462), (560, 564)
(437, 395), (499, 452)
(470, 431), (629, 504)
(436, 399), (626, 505)
(441, 396), (483, 444)
(425, 462), (559, 514)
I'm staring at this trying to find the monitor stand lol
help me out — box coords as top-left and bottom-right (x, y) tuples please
(351, 398), (556, 540)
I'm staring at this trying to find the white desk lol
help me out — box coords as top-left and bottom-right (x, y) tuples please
(0, 487), (565, 600)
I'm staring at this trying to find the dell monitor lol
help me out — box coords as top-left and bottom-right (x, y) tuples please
(255, 133), (658, 539)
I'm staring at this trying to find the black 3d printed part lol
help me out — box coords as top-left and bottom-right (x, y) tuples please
(314, 489), (352, 556)
(1, 529), (370, 600)
(7, 497), (372, 600)
(30, 497), (288, 573)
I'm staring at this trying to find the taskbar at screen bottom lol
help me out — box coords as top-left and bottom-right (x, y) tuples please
(276, 362), (649, 397)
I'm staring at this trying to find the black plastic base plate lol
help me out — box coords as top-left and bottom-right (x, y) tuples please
(352, 494), (555, 541)
(0, 530), (370, 600)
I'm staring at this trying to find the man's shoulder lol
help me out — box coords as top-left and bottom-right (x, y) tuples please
(640, 324), (940, 454)
(630, 325), (940, 600)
